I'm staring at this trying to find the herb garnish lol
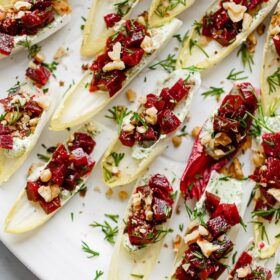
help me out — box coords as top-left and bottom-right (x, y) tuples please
(252, 207), (280, 223)
(202, 86), (224, 99)
(42, 61), (59, 73)
(275, 263), (280, 277)
(17, 37), (41, 58)
(232, 251), (237, 264)
(149, 54), (176, 73)
(193, 20), (202, 35)
(104, 213), (119, 223)
(130, 112), (147, 129)
(93, 270), (104, 280)
(250, 221), (269, 243)
(173, 30), (189, 45)
(80, 16), (86, 30)
(267, 67), (280, 94)
(130, 274), (144, 279)
(179, 223), (184, 232)
(114, 0), (131, 16)
(110, 152), (125, 167)
(155, 0), (187, 17)
(81, 241), (99, 258)
(189, 39), (209, 58)
(227, 68), (248, 81)
(237, 43), (254, 72)
(7, 81), (21, 94)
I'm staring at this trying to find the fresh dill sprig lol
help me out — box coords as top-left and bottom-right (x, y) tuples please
(155, 0), (187, 17)
(37, 154), (50, 162)
(81, 241), (100, 258)
(189, 39), (209, 58)
(110, 152), (125, 167)
(202, 86), (224, 99)
(80, 16), (86, 30)
(227, 68), (248, 81)
(183, 65), (205, 72)
(130, 274), (144, 279)
(252, 207), (280, 222)
(104, 213), (119, 223)
(232, 251), (238, 264)
(93, 270), (104, 280)
(173, 30), (189, 45)
(42, 61), (59, 73)
(149, 54), (176, 73)
(267, 67), (280, 94)
(193, 20), (202, 35)
(237, 43), (254, 72)
(130, 112), (147, 129)
(275, 263), (280, 277)
(114, 0), (131, 16)
(7, 81), (21, 94)
(250, 221), (269, 243)
(90, 220), (118, 245)
(105, 106), (131, 135)
(179, 224), (184, 232)
(17, 37), (41, 58)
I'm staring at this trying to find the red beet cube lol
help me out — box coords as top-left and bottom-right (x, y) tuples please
(213, 115), (239, 134)
(69, 132), (96, 154)
(211, 234), (233, 260)
(176, 264), (199, 280)
(26, 65), (51, 85)
(198, 260), (226, 280)
(239, 82), (258, 111)
(125, 30), (145, 48)
(0, 33), (14, 56)
(125, 20), (145, 34)
(25, 101), (43, 116)
(104, 13), (121, 28)
(152, 197), (172, 222)
(62, 171), (79, 191)
(144, 93), (165, 111)
(90, 53), (110, 71)
(152, 186), (174, 205)
(212, 203), (240, 226)
(69, 148), (89, 168)
(218, 94), (244, 117)
(273, 35), (280, 56)
(205, 191), (221, 213)
(207, 216), (231, 237)
(160, 88), (176, 110)
(135, 127), (157, 142)
(0, 135), (13, 150)
(214, 8), (231, 29)
(106, 32), (126, 49)
(52, 144), (69, 166)
(262, 133), (280, 158)
(230, 251), (252, 276)
(266, 157), (280, 181)
(149, 174), (173, 192)
(122, 48), (144, 67)
(39, 196), (61, 214)
(169, 79), (190, 102)
(254, 198), (274, 221)
(31, 0), (52, 11)
(26, 181), (41, 202)
(185, 244), (206, 269)
(119, 129), (135, 147)
(158, 109), (181, 134)
(215, 27), (238, 46)
(0, 124), (11, 135)
(260, 187), (277, 206)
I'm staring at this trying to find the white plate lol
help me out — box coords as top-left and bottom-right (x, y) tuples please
(0, 1), (277, 280)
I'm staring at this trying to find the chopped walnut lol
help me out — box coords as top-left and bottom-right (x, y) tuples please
(52, 0), (72, 15)
(256, 23), (266, 35)
(126, 89), (136, 103)
(172, 136), (182, 147)
(228, 157), (244, 179)
(223, 2), (247, 23)
(253, 150), (265, 167)
(191, 126), (201, 138)
(173, 235), (182, 253)
(214, 132), (232, 147)
(54, 47), (67, 61)
(246, 32), (257, 54)
(119, 190), (128, 200)
(106, 188), (113, 198)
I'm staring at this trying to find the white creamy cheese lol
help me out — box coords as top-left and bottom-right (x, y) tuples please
(3, 137), (29, 158)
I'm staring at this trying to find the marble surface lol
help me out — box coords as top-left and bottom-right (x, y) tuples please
(0, 241), (38, 280)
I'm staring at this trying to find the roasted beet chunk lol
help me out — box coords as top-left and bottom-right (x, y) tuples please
(158, 109), (181, 134)
(69, 133), (96, 154)
(62, 170), (80, 191)
(169, 79), (190, 102)
(230, 251), (252, 276)
(39, 196), (61, 214)
(262, 133), (280, 158)
(273, 35), (280, 56)
(125, 30), (145, 48)
(122, 48), (144, 67)
(218, 94), (243, 117)
(26, 181), (41, 202)
(198, 259), (226, 280)
(26, 65), (51, 85)
(205, 191), (220, 213)
(254, 198), (274, 221)
(239, 83), (257, 111)
(135, 127), (157, 142)
(152, 197), (172, 222)
(211, 203), (240, 226)
(266, 157), (280, 182)
(211, 234), (233, 260)
(185, 244), (207, 269)
(213, 115), (239, 134)
(0, 33), (14, 56)
(69, 148), (90, 168)
(260, 187), (277, 206)
(25, 101), (44, 116)
(51, 144), (69, 165)
(149, 174), (173, 192)
(160, 88), (177, 110)
(104, 13), (121, 28)
(119, 130), (135, 147)
(207, 216), (231, 238)
(30, 0), (52, 10)
(175, 264), (199, 280)
(0, 135), (13, 150)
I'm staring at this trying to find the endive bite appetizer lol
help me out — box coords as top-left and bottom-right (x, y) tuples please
(51, 16), (182, 131)
(5, 121), (114, 233)
(176, 0), (277, 69)
(180, 83), (258, 200)
(0, 61), (55, 184)
(148, 0), (195, 27)
(109, 157), (183, 280)
(0, 0), (71, 58)
(81, 0), (140, 57)
(171, 171), (254, 280)
(102, 69), (201, 188)
(250, 115), (280, 259)
(261, 2), (280, 115)
(229, 241), (272, 279)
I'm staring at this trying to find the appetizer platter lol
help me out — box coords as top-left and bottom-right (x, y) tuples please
(0, 0), (279, 280)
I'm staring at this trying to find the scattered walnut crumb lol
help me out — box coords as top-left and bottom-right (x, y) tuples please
(59, 80), (65, 87)
(82, 64), (89, 71)
(54, 47), (67, 61)
(253, 150), (265, 167)
(119, 190), (128, 200)
(256, 23), (266, 35)
(176, 205), (181, 215)
(106, 188), (113, 198)
(34, 53), (45, 64)
(28, 163), (44, 176)
(163, 243), (168, 248)
(172, 136), (182, 147)
(246, 32), (257, 54)
(191, 126), (201, 138)
(228, 158), (244, 180)
(241, 136), (252, 153)
(94, 186), (101, 193)
(126, 89), (136, 103)
(53, 0), (72, 15)
(173, 235), (182, 254)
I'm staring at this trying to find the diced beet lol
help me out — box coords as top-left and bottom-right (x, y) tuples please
(69, 148), (89, 168)
(213, 115), (239, 134)
(214, 8), (231, 29)
(158, 109), (181, 134)
(205, 191), (220, 213)
(1, 17), (20, 36)
(0, 135), (13, 150)
(215, 27), (238, 46)
(260, 186), (277, 206)
(273, 35), (280, 56)
(185, 244), (206, 269)
(211, 203), (240, 226)
(218, 94), (244, 117)
(202, 14), (215, 37)
(169, 79), (190, 102)
(176, 265), (199, 280)
(26, 65), (51, 86)
(62, 171), (79, 191)
(149, 174), (173, 192)
(254, 198), (274, 221)
(78, 159), (95, 177)
(152, 186), (174, 205)
(0, 33), (14, 56)
(152, 197), (172, 222)
(30, 0), (52, 11)
(119, 130), (135, 147)
(262, 133), (280, 158)
(122, 48), (144, 67)
(49, 163), (67, 186)
(266, 157), (280, 181)
(51, 144), (69, 165)
(125, 20), (145, 34)
(251, 266), (272, 280)
(90, 52), (110, 71)
(198, 260), (226, 280)
(230, 251), (252, 276)
(135, 127), (157, 142)
(0, 124), (11, 135)
(39, 196), (61, 214)
(25, 101), (43, 116)
(69, 132), (96, 154)
(211, 234), (233, 260)
(106, 32), (126, 49)
(125, 30), (145, 48)
(207, 216), (231, 238)
(26, 181), (41, 202)
(160, 88), (176, 110)
(175, 266), (189, 280)
(145, 94), (158, 108)
(104, 13), (122, 28)
(238, 82), (258, 111)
